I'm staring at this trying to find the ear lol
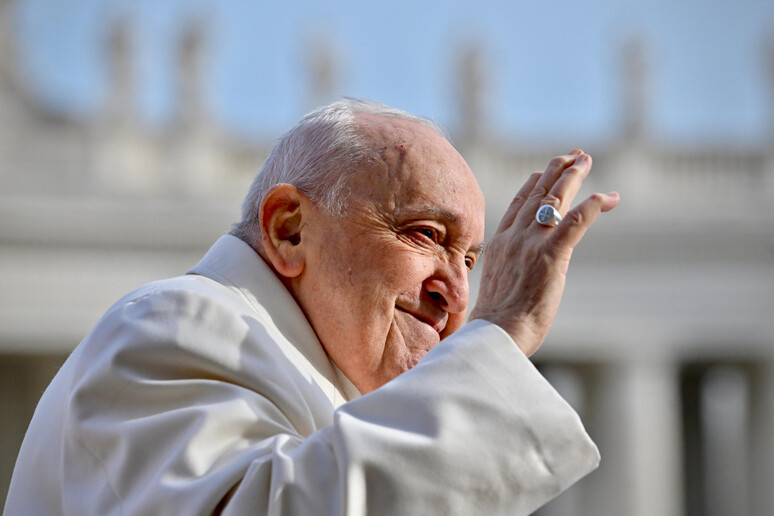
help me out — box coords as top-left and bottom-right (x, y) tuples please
(259, 184), (308, 279)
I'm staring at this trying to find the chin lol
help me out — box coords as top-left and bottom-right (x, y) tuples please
(404, 343), (434, 371)
(405, 352), (424, 371)
(383, 315), (440, 377)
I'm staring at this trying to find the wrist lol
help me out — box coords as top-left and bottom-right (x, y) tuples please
(468, 313), (544, 357)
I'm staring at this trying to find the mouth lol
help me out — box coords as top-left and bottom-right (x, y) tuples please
(395, 306), (445, 334)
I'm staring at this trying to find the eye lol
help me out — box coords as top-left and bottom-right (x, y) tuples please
(464, 256), (475, 271)
(413, 227), (440, 243)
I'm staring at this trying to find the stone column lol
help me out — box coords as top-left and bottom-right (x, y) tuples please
(700, 366), (751, 516)
(749, 362), (774, 516)
(534, 364), (587, 516)
(583, 359), (683, 516)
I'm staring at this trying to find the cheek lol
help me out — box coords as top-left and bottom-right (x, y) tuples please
(381, 245), (435, 279)
(315, 253), (394, 313)
(314, 237), (436, 318)
(354, 243), (427, 285)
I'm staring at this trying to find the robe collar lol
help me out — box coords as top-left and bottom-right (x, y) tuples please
(187, 234), (361, 406)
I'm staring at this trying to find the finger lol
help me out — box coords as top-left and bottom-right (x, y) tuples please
(496, 172), (541, 233)
(540, 153), (592, 216)
(516, 151), (584, 228)
(535, 150), (583, 194)
(550, 192), (620, 251)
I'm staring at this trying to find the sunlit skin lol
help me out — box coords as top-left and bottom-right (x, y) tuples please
(258, 113), (620, 395)
(260, 114), (485, 394)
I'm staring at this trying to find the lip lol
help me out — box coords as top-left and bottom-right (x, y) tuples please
(395, 306), (446, 334)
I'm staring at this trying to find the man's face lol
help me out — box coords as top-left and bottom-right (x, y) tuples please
(294, 115), (485, 394)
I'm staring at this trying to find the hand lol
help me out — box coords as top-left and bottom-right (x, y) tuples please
(469, 150), (619, 356)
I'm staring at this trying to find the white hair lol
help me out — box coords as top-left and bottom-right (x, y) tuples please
(230, 99), (446, 246)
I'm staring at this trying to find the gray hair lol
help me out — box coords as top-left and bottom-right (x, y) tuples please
(230, 99), (445, 246)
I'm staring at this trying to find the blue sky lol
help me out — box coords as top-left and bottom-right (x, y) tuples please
(13, 0), (774, 145)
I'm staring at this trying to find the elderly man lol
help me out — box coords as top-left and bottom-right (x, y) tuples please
(6, 100), (618, 515)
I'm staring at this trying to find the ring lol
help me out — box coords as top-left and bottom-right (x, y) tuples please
(536, 205), (562, 227)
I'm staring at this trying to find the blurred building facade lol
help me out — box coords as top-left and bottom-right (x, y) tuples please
(1, 3), (773, 514)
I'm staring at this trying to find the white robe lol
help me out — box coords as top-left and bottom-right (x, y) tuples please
(5, 235), (599, 515)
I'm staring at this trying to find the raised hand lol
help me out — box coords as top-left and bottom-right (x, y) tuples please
(470, 150), (619, 356)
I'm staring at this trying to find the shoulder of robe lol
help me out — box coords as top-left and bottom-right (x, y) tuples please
(69, 274), (292, 400)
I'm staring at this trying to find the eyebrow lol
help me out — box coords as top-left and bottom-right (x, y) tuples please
(405, 205), (462, 225)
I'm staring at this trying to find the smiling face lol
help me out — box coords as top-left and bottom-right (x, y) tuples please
(290, 114), (485, 394)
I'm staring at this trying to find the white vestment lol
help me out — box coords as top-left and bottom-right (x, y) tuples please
(6, 235), (599, 515)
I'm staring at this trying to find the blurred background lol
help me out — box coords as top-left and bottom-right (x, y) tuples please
(1, 0), (773, 514)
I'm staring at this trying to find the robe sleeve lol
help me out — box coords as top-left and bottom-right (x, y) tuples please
(222, 321), (600, 516)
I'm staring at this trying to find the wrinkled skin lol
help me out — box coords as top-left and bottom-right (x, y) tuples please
(260, 114), (618, 394)
(469, 150), (619, 355)
(289, 115), (485, 393)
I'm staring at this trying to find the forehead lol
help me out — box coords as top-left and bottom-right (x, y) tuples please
(350, 114), (485, 237)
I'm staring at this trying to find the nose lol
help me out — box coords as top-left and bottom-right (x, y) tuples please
(424, 258), (469, 314)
